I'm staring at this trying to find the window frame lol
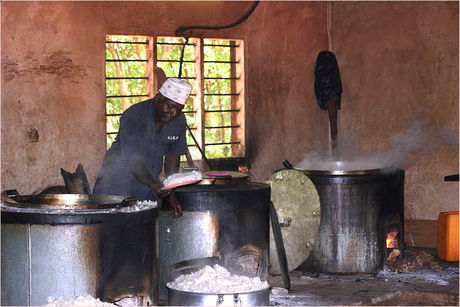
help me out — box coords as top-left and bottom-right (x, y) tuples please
(105, 35), (246, 162)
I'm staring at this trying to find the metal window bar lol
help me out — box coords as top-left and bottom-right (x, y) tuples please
(205, 110), (240, 113)
(205, 125), (240, 129)
(106, 94), (149, 98)
(205, 77), (239, 80)
(203, 43), (240, 48)
(158, 60), (239, 64)
(157, 59), (195, 63)
(157, 42), (194, 46)
(205, 141), (241, 146)
(106, 93), (197, 99)
(157, 41), (238, 48)
(204, 60), (239, 64)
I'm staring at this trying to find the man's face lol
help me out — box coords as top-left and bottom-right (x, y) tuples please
(154, 95), (185, 124)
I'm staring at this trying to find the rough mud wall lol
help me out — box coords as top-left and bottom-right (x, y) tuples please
(331, 1), (459, 220)
(1, 1), (327, 194)
(244, 1), (329, 182)
(2, 1), (107, 193)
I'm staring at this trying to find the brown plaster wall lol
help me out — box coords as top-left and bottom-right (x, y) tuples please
(330, 1), (459, 220)
(1, 1), (458, 223)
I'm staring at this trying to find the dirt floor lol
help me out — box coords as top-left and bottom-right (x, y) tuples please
(269, 247), (459, 306)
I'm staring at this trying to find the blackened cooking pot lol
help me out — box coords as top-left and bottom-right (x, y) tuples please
(158, 183), (270, 302)
(281, 162), (405, 273)
(1, 191), (159, 306)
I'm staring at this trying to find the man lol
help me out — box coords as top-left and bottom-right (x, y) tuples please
(93, 78), (192, 218)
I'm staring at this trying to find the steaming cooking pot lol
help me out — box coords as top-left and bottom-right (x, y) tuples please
(279, 161), (405, 273)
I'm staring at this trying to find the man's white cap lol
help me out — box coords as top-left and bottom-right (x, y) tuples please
(159, 78), (192, 105)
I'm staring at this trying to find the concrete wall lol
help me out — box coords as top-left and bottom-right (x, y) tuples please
(2, 2), (458, 224)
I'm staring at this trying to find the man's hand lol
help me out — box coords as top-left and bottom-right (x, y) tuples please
(167, 194), (183, 218)
(152, 182), (173, 199)
(128, 161), (172, 198)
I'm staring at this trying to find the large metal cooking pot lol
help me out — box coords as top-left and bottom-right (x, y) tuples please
(158, 183), (270, 302)
(1, 191), (159, 306)
(290, 163), (405, 273)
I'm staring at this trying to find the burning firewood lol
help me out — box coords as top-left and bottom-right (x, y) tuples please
(387, 249), (400, 262)
(388, 251), (441, 273)
(225, 244), (266, 279)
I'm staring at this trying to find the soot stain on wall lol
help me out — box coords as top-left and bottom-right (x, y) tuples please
(2, 51), (87, 80)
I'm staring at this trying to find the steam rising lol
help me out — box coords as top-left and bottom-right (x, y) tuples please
(296, 109), (458, 171)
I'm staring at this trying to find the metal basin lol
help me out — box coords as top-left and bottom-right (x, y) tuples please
(167, 287), (270, 306)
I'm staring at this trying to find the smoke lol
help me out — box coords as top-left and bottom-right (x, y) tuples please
(296, 108), (459, 171)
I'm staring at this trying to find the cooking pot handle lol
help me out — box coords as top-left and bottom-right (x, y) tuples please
(1, 190), (20, 204)
(282, 160), (293, 169)
(212, 175), (232, 185)
(2, 189), (20, 197)
(216, 294), (224, 306)
(117, 197), (138, 209)
(233, 294), (242, 306)
(216, 294), (242, 306)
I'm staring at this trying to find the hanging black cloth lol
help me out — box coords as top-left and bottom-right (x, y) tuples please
(314, 51), (342, 110)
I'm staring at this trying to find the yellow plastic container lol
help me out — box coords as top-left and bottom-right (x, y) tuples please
(437, 211), (459, 261)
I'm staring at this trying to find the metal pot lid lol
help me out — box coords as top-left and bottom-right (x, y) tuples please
(265, 169), (321, 274)
(293, 161), (389, 175)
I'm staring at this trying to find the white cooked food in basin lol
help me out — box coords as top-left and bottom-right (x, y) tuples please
(163, 171), (202, 187)
(167, 264), (269, 293)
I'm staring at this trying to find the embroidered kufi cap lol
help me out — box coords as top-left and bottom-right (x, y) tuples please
(159, 78), (192, 105)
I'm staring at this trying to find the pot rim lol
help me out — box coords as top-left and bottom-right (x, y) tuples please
(1, 193), (136, 210)
(166, 285), (270, 295)
(294, 167), (382, 176)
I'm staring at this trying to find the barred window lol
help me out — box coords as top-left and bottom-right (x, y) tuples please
(105, 35), (245, 160)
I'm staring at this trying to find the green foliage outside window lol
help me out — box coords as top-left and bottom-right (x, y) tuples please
(106, 35), (149, 149)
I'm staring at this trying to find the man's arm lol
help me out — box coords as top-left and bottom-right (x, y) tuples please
(164, 153), (180, 177)
(163, 153), (182, 218)
(128, 158), (183, 218)
(127, 160), (169, 198)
